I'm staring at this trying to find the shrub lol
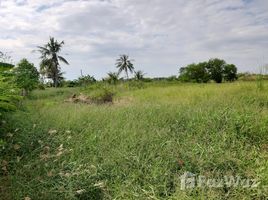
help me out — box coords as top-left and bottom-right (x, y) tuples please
(77, 75), (96, 86)
(89, 87), (114, 104)
(0, 62), (14, 72)
(0, 68), (20, 115)
(105, 72), (120, 85)
(0, 60), (20, 150)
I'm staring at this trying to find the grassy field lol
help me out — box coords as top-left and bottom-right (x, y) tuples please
(1, 81), (268, 199)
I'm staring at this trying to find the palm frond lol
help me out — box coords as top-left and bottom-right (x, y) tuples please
(58, 56), (69, 65)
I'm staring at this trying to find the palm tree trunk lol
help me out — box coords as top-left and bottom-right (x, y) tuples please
(55, 76), (58, 87)
(53, 78), (56, 87)
(126, 70), (129, 80)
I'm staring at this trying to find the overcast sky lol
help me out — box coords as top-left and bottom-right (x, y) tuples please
(0, 0), (268, 79)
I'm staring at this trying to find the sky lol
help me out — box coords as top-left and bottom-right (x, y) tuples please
(0, 0), (268, 80)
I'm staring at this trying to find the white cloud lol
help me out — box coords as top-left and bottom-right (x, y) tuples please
(0, 0), (268, 79)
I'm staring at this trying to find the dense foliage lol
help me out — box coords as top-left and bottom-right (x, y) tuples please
(77, 75), (96, 86)
(0, 63), (19, 115)
(0, 62), (15, 72)
(14, 59), (39, 96)
(179, 58), (238, 83)
(0, 62), (20, 149)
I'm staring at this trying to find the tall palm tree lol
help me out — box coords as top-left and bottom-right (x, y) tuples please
(37, 37), (69, 87)
(116, 55), (134, 79)
(134, 70), (145, 80)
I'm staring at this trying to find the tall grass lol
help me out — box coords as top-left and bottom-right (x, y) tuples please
(1, 81), (268, 199)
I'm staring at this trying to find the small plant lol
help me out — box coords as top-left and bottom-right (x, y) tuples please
(105, 72), (119, 84)
(134, 70), (145, 80)
(256, 64), (267, 91)
(256, 74), (264, 91)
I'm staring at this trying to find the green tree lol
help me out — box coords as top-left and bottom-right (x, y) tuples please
(179, 62), (210, 83)
(207, 58), (226, 83)
(134, 70), (145, 80)
(223, 64), (238, 82)
(116, 55), (134, 79)
(37, 37), (69, 87)
(14, 59), (39, 96)
(179, 58), (237, 83)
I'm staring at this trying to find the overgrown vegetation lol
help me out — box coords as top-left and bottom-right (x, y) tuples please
(1, 81), (268, 199)
(0, 64), (19, 114)
(1, 38), (267, 200)
(0, 62), (20, 151)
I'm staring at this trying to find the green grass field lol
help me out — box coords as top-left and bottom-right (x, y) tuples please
(1, 81), (268, 199)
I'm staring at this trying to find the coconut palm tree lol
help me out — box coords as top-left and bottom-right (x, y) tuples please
(37, 37), (69, 87)
(134, 70), (145, 80)
(40, 59), (65, 86)
(116, 55), (134, 79)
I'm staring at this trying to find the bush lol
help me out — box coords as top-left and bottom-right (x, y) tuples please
(0, 65), (20, 150)
(77, 75), (96, 86)
(0, 68), (20, 115)
(81, 83), (115, 104)
(89, 87), (114, 104)
(0, 62), (14, 72)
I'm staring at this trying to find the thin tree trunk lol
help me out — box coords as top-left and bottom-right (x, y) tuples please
(53, 76), (57, 88)
(126, 70), (128, 80)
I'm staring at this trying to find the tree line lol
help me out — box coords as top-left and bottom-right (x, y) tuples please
(179, 58), (237, 83)
(0, 37), (240, 98)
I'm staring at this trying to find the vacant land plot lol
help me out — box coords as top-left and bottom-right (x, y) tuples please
(1, 82), (268, 199)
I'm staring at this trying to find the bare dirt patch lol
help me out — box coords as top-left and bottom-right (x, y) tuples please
(65, 93), (113, 104)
